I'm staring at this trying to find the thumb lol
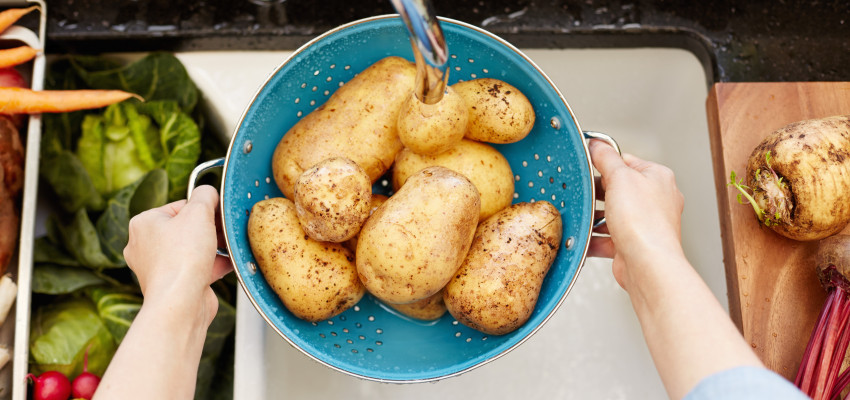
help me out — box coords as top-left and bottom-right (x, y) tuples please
(589, 139), (625, 178)
(186, 185), (220, 213)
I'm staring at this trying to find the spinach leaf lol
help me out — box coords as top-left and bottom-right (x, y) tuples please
(96, 169), (167, 262)
(138, 101), (202, 201)
(32, 264), (106, 295)
(29, 298), (117, 378)
(87, 287), (143, 345)
(194, 295), (236, 400)
(39, 150), (104, 213)
(52, 211), (123, 270)
(71, 53), (199, 113)
(33, 237), (80, 267)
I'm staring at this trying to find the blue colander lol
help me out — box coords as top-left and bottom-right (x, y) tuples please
(190, 13), (618, 383)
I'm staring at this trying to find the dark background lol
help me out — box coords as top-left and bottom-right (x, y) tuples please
(35, 0), (850, 84)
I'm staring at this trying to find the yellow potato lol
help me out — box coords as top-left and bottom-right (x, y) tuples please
(393, 139), (514, 220)
(248, 197), (365, 322)
(444, 201), (562, 335)
(397, 86), (468, 155)
(356, 166), (480, 304)
(385, 289), (447, 321)
(452, 78), (535, 144)
(294, 157), (371, 242)
(342, 194), (389, 252)
(272, 56), (416, 199)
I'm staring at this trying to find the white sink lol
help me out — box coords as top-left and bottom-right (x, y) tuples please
(176, 46), (716, 399)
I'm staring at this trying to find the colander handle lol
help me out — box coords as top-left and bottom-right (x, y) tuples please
(187, 157), (230, 258)
(582, 131), (621, 229)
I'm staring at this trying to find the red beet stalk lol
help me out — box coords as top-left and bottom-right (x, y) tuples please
(796, 235), (850, 400)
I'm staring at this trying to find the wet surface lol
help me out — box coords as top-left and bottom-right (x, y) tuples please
(31, 0), (850, 84)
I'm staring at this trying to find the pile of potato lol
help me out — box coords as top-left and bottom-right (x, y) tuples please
(247, 56), (563, 336)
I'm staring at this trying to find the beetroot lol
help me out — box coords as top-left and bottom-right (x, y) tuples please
(27, 371), (71, 400)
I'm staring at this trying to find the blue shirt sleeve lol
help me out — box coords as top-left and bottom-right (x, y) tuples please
(684, 366), (810, 400)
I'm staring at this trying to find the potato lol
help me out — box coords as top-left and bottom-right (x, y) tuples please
(342, 194), (389, 252)
(452, 78), (535, 144)
(397, 86), (468, 155)
(272, 56), (416, 199)
(393, 139), (514, 220)
(444, 201), (562, 335)
(293, 157), (371, 242)
(356, 166), (480, 304)
(386, 289), (447, 321)
(247, 197), (365, 322)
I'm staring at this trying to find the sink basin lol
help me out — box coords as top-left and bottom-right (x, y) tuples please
(175, 46), (714, 398)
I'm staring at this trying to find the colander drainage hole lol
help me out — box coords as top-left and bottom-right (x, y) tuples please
(534, 154), (540, 160)
(455, 332), (462, 338)
(482, 68), (489, 74)
(334, 344), (341, 348)
(355, 323), (362, 328)
(339, 315), (347, 321)
(359, 335), (365, 340)
(346, 339), (353, 344)
(327, 320), (334, 326)
(376, 341), (383, 346)
(522, 161), (528, 167)
(343, 328), (349, 333)
(351, 349), (358, 353)
(367, 348), (374, 352)
(368, 316), (375, 322)
(566, 237), (575, 250)
(353, 305), (360, 312)
(375, 328), (383, 334)
(319, 334), (325, 338)
(331, 332), (337, 336)
(466, 338), (472, 343)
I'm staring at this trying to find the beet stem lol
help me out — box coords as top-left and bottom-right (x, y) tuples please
(797, 290), (837, 392)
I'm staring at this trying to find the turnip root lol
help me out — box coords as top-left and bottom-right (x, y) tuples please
(729, 115), (850, 241)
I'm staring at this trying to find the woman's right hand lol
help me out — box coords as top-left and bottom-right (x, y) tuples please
(587, 140), (686, 291)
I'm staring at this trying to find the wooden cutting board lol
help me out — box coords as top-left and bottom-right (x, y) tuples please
(706, 82), (850, 380)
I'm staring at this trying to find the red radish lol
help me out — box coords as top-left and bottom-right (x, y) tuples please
(26, 371), (71, 400)
(796, 234), (850, 399)
(0, 67), (26, 88)
(71, 346), (101, 399)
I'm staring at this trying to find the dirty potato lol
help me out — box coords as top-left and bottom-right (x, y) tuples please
(386, 289), (447, 321)
(248, 197), (365, 322)
(272, 56), (416, 199)
(393, 139), (514, 220)
(444, 201), (562, 335)
(294, 157), (371, 242)
(452, 78), (535, 144)
(356, 166), (480, 304)
(397, 86), (468, 155)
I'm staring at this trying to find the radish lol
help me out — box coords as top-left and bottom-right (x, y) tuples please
(26, 371), (71, 400)
(71, 346), (101, 399)
(796, 234), (850, 399)
(729, 115), (850, 241)
(0, 67), (26, 88)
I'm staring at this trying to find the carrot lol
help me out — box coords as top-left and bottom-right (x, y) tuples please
(0, 46), (39, 69)
(0, 88), (143, 114)
(0, 6), (38, 34)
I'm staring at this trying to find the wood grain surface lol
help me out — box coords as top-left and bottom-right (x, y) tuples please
(706, 82), (850, 380)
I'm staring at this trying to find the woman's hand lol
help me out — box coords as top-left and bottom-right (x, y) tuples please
(587, 139), (685, 290)
(123, 184), (232, 323)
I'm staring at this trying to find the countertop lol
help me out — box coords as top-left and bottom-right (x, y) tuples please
(26, 0), (850, 85)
